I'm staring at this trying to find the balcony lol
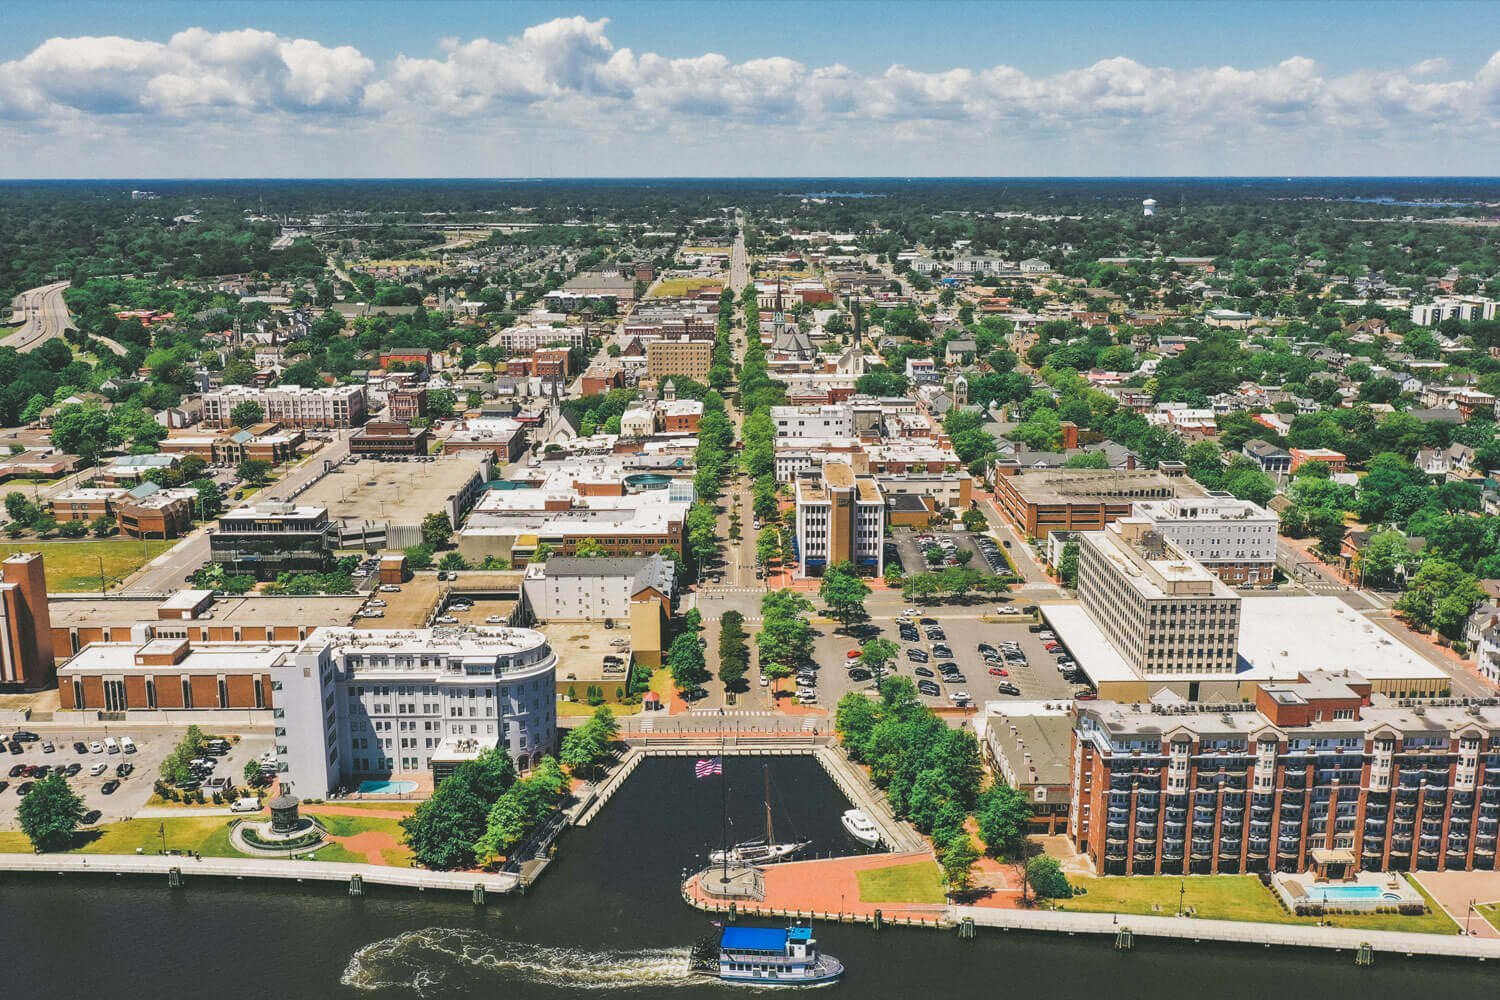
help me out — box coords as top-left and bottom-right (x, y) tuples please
(1389, 839), (1413, 855)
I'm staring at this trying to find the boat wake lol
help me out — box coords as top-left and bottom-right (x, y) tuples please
(341, 928), (696, 993)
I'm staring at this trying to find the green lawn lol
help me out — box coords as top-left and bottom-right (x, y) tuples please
(1059, 875), (1459, 935)
(314, 814), (407, 839)
(72, 817), (249, 857)
(857, 860), (946, 904)
(1479, 902), (1500, 933)
(18, 539), (177, 591)
(0, 830), (33, 852)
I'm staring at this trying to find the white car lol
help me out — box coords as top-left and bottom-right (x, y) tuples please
(89, 741), (104, 754)
(759, 675), (769, 687)
(230, 797), (261, 813)
(366, 599), (387, 608)
(435, 615), (458, 625)
(379, 584), (401, 592)
(352, 569), (368, 578)
(949, 690), (972, 704)
(89, 762), (107, 776)
(485, 615), (505, 624)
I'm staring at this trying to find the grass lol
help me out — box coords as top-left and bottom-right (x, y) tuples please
(72, 817), (250, 858)
(1479, 902), (1500, 934)
(315, 814), (406, 839)
(0, 830), (33, 851)
(13, 538), (177, 591)
(649, 277), (723, 298)
(857, 860), (946, 904)
(1059, 874), (1459, 935)
(309, 801), (417, 813)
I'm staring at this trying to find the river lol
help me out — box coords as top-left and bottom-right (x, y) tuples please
(2, 758), (1493, 997)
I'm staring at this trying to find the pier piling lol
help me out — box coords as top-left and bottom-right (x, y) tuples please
(349, 874), (364, 897)
(472, 884), (486, 906)
(1115, 927), (1134, 951)
(167, 867), (183, 889)
(1356, 943), (1374, 967)
(958, 917), (975, 939)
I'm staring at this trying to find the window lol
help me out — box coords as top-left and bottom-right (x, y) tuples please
(218, 678), (229, 708)
(145, 679), (156, 710)
(254, 678), (265, 709)
(182, 678), (194, 709)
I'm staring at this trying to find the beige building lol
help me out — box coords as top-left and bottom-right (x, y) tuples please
(1077, 518), (1241, 679)
(645, 340), (712, 382)
(793, 461), (885, 578)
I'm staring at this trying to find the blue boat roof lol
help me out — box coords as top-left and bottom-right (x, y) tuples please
(788, 927), (812, 942)
(721, 927), (788, 952)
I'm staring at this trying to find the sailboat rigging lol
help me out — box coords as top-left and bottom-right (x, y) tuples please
(711, 764), (810, 866)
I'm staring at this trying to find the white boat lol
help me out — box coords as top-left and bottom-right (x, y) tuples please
(691, 925), (843, 985)
(841, 808), (881, 847)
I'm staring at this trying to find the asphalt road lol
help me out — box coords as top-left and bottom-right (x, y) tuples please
(730, 211), (749, 294)
(5, 281), (127, 357)
(120, 433), (353, 595)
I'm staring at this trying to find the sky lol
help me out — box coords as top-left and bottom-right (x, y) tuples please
(3, 0), (1500, 178)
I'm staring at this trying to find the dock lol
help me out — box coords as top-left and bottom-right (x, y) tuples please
(952, 904), (1500, 961)
(0, 852), (521, 897)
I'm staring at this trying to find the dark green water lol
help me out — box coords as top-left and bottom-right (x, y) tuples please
(2, 758), (1493, 997)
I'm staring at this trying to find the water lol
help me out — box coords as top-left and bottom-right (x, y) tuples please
(1301, 885), (1401, 901)
(358, 780), (420, 795)
(2, 757), (1493, 998)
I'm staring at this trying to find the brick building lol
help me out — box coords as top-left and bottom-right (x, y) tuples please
(388, 387), (428, 422)
(350, 420), (431, 456)
(0, 553), (53, 690)
(993, 468), (1190, 538)
(1072, 672), (1500, 876)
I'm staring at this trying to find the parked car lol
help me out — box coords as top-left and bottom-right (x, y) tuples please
(17, 781), (33, 796)
(81, 810), (102, 825)
(905, 649), (928, 662)
(434, 615), (458, 624)
(89, 741), (104, 754)
(916, 681), (941, 696)
(41, 741), (54, 753)
(996, 683), (1021, 696)
(72, 741), (88, 754)
(7, 764), (23, 778)
(949, 691), (972, 704)
(115, 762), (134, 778)
(120, 736), (137, 754)
(379, 584), (401, 592)
(64, 763), (81, 777)
(932, 644), (953, 658)
(988, 667), (1010, 677)
(914, 666), (934, 678)
(89, 762), (107, 776)
(848, 669), (872, 682)
(101, 780), (120, 795)
(8, 743), (22, 755)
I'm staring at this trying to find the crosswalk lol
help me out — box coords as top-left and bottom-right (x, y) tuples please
(688, 709), (778, 717)
(699, 587), (765, 595)
(639, 717), (654, 732)
(703, 616), (764, 624)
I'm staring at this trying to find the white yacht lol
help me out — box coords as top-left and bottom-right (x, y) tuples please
(841, 808), (881, 847)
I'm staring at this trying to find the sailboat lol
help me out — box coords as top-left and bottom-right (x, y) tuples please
(710, 764), (810, 866)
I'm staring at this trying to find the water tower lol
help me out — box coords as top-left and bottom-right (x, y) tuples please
(1142, 198), (1157, 217)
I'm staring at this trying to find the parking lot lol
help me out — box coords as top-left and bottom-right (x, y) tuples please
(0, 727), (274, 829)
(891, 528), (1012, 579)
(801, 611), (1079, 712)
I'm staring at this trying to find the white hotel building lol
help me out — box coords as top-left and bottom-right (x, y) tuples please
(278, 626), (557, 797)
(1131, 492), (1278, 585)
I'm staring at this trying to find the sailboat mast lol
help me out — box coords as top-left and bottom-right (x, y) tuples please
(764, 764), (774, 845)
(720, 729), (729, 882)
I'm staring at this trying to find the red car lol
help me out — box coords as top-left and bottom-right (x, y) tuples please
(1044, 643), (1062, 652)
(846, 650), (862, 659)
(1076, 692), (1098, 701)
(988, 667), (1009, 677)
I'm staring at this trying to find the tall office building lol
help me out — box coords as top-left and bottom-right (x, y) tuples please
(0, 553), (54, 690)
(793, 461), (885, 578)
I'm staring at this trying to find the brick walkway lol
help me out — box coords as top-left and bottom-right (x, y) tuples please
(685, 851), (946, 922)
(1413, 870), (1500, 938)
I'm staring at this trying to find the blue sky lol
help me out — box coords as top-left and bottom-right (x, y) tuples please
(2, 1), (1499, 177)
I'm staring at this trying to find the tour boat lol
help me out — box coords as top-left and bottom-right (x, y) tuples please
(841, 808), (881, 847)
(691, 925), (843, 985)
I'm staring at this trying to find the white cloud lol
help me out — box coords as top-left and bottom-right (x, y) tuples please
(1, 19), (1499, 175)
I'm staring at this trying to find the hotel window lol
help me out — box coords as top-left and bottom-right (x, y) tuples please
(145, 679), (157, 710)
(181, 678), (194, 709)
(218, 678), (229, 708)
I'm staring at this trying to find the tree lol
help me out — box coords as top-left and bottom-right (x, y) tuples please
(243, 759), (267, 788)
(49, 404), (110, 465)
(717, 610), (750, 692)
(420, 511), (453, 548)
(1396, 559), (1486, 639)
(400, 748), (516, 869)
(1057, 540), (1080, 587)
(976, 783), (1033, 857)
(229, 400), (265, 428)
(89, 514), (114, 538)
(403, 542), (435, 570)
(819, 560), (871, 629)
(834, 692), (881, 755)
(560, 705), (620, 779)
(961, 509), (988, 531)
(925, 545), (945, 565)
(191, 478), (223, 520)
(667, 630), (710, 692)
(474, 757), (567, 861)
(58, 519), (86, 538)
(236, 459), (272, 486)
(438, 552), (468, 571)
(757, 589), (815, 679)
(531, 541), (555, 564)
(756, 525), (780, 567)
(1025, 855), (1073, 900)
(574, 536), (607, 558)
(884, 561), (905, 588)
(17, 771), (85, 851)
(941, 834), (980, 895)
(178, 454), (208, 480)
(858, 638), (900, 680)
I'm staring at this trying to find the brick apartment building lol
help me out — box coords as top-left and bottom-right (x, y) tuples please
(350, 420), (431, 456)
(646, 340), (712, 382)
(388, 387), (428, 422)
(1072, 671), (1500, 876)
(203, 385), (367, 429)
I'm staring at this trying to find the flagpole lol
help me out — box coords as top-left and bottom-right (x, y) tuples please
(719, 708), (728, 884)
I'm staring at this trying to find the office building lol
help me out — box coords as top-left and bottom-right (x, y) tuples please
(350, 420), (431, 456)
(1076, 519), (1242, 679)
(793, 461), (885, 578)
(993, 468), (1192, 538)
(0, 553), (54, 690)
(1072, 672), (1500, 876)
(1132, 493), (1278, 585)
(209, 503), (337, 580)
(1411, 297), (1499, 327)
(203, 385), (367, 429)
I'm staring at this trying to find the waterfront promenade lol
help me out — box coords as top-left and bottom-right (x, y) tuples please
(0, 851), (520, 896)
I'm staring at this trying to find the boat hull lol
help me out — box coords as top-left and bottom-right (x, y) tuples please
(841, 813), (880, 847)
(713, 954), (844, 985)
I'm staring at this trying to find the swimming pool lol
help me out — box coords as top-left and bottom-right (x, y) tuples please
(1302, 885), (1401, 901)
(358, 780), (418, 795)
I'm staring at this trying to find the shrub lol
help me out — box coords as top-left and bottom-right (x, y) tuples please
(1398, 902), (1426, 915)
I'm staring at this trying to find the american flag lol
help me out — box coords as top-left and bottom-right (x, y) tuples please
(694, 757), (723, 778)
